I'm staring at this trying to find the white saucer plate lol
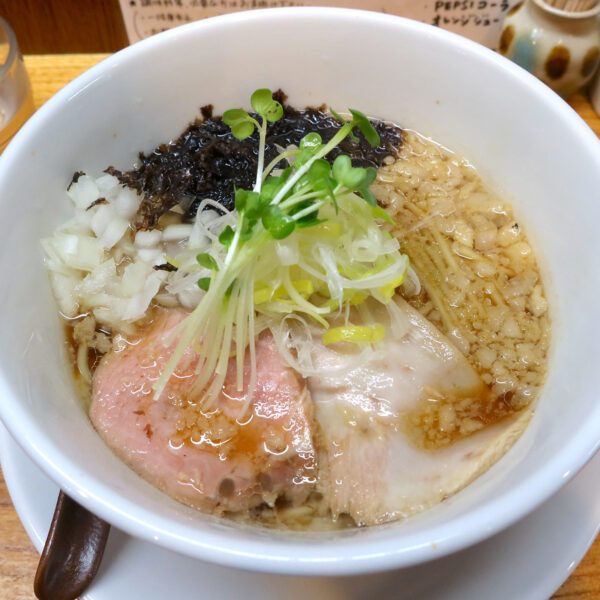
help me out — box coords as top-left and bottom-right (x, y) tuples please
(2, 424), (599, 600)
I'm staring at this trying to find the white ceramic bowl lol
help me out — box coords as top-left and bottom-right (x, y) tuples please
(0, 7), (599, 576)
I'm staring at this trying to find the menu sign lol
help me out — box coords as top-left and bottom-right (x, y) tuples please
(118, 0), (520, 49)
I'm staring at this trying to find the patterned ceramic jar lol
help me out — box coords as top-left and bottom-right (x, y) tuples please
(499, 0), (600, 97)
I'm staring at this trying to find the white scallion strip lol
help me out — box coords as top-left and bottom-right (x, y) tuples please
(235, 270), (251, 392)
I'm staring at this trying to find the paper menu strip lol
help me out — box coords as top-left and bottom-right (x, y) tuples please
(118, 0), (519, 50)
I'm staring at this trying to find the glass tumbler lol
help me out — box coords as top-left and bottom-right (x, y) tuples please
(0, 16), (33, 152)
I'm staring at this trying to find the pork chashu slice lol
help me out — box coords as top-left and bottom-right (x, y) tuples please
(307, 299), (530, 526)
(90, 309), (317, 515)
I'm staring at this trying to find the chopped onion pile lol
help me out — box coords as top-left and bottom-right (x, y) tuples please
(41, 174), (207, 330)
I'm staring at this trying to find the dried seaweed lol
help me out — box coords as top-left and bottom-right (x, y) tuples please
(106, 92), (402, 230)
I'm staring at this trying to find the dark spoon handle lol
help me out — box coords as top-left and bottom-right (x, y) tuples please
(34, 490), (111, 600)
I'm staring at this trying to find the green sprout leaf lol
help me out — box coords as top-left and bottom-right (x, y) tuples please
(291, 199), (328, 226)
(292, 173), (311, 195)
(197, 253), (219, 271)
(234, 188), (249, 212)
(219, 225), (235, 248)
(300, 132), (322, 150)
(223, 108), (256, 140)
(308, 159), (337, 211)
(294, 133), (323, 169)
(330, 108), (346, 125)
(349, 109), (380, 147)
(357, 166), (378, 206)
(240, 217), (257, 242)
(332, 155), (367, 190)
(225, 281), (236, 298)
(307, 158), (331, 183)
(235, 189), (263, 216)
(197, 277), (211, 291)
(250, 89), (284, 123)
(261, 169), (292, 203)
(296, 216), (327, 229)
(330, 108), (359, 143)
(370, 203), (396, 224)
(262, 205), (296, 239)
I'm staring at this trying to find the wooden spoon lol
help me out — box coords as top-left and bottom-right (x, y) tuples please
(34, 491), (110, 600)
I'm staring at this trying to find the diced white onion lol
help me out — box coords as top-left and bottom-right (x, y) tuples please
(136, 248), (162, 263)
(162, 224), (194, 241)
(67, 175), (100, 210)
(122, 273), (162, 320)
(95, 174), (121, 195)
(99, 217), (129, 250)
(48, 271), (81, 317)
(91, 204), (116, 238)
(135, 230), (162, 248)
(114, 187), (142, 219)
(76, 259), (117, 295)
(121, 261), (151, 296)
(51, 233), (105, 271)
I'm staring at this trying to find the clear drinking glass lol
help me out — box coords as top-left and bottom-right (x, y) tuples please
(0, 16), (33, 152)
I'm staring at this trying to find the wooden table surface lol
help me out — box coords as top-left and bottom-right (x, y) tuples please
(1, 54), (599, 599)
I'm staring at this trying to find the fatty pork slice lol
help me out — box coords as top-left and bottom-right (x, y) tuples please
(90, 309), (317, 514)
(308, 299), (530, 526)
